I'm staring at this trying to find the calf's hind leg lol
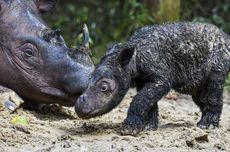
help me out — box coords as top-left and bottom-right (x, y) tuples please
(196, 70), (226, 129)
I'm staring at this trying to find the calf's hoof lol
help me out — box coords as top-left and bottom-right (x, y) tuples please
(197, 115), (219, 129)
(121, 117), (144, 136)
(121, 125), (141, 136)
(197, 121), (218, 129)
(145, 122), (158, 131)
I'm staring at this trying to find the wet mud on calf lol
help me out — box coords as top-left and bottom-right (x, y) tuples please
(75, 22), (230, 135)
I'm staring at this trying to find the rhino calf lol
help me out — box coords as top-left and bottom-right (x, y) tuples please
(75, 22), (230, 135)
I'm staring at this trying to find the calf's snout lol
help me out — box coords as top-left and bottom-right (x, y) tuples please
(75, 95), (93, 119)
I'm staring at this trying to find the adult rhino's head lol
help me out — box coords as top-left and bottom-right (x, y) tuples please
(0, 0), (94, 106)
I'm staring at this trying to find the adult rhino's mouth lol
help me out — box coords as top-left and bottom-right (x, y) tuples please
(31, 86), (80, 106)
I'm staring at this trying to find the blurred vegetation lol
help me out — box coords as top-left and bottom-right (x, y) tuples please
(182, 0), (230, 32)
(44, 0), (230, 65)
(44, 0), (154, 62)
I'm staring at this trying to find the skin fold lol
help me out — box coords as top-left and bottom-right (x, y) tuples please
(0, 0), (94, 107)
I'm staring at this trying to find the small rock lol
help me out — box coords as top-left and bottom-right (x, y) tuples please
(13, 125), (30, 134)
(111, 136), (119, 141)
(186, 139), (195, 147)
(214, 143), (226, 150)
(194, 112), (199, 116)
(58, 135), (71, 141)
(1, 91), (24, 112)
(195, 134), (209, 142)
(145, 143), (155, 148)
(111, 143), (117, 149)
(61, 141), (71, 148)
(51, 140), (56, 145)
(161, 114), (167, 119)
(122, 137), (131, 142)
(133, 145), (141, 150)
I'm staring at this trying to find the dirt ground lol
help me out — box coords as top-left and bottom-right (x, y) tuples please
(0, 89), (230, 152)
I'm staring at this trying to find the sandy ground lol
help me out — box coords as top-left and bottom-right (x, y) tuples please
(0, 89), (230, 152)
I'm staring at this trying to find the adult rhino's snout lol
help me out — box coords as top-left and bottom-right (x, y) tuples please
(61, 24), (94, 96)
(62, 67), (93, 95)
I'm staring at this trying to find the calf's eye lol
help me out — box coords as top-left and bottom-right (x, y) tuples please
(101, 84), (108, 92)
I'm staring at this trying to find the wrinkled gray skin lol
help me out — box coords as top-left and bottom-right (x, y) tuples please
(0, 0), (94, 106)
(75, 22), (230, 135)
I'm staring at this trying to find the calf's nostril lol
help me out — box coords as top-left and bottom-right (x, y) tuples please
(83, 95), (88, 102)
(79, 95), (86, 103)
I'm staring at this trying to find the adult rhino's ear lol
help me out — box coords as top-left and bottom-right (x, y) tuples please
(36, 0), (58, 13)
(117, 47), (135, 68)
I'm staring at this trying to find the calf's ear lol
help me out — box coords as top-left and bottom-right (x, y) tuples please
(35, 0), (58, 13)
(106, 43), (123, 55)
(117, 47), (135, 68)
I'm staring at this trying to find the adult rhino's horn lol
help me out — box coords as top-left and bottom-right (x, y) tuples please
(83, 24), (89, 48)
(82, 24), (92, 56)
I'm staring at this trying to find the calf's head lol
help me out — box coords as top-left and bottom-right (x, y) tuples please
(75, 44), (135, 118)
(0, 0), (94, 106)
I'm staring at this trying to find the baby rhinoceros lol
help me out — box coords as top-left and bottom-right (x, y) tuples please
(75, 22), (230, 135)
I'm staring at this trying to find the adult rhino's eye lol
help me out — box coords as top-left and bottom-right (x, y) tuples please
(25, 49), (33, 57)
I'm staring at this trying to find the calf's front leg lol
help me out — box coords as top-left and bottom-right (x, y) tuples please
(121, 80), (171, 135)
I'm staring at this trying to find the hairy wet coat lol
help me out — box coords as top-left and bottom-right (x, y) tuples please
(75, 22), (230, 135)
(0, 0), (94, 106)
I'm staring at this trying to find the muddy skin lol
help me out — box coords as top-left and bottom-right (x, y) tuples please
(0, 0), (94, 107)
(75, 22), (230, 135)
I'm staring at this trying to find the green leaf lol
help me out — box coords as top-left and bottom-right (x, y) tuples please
(11, 116), (29, 126)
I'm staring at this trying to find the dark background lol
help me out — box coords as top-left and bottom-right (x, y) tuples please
(44, 0), (230, 64)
